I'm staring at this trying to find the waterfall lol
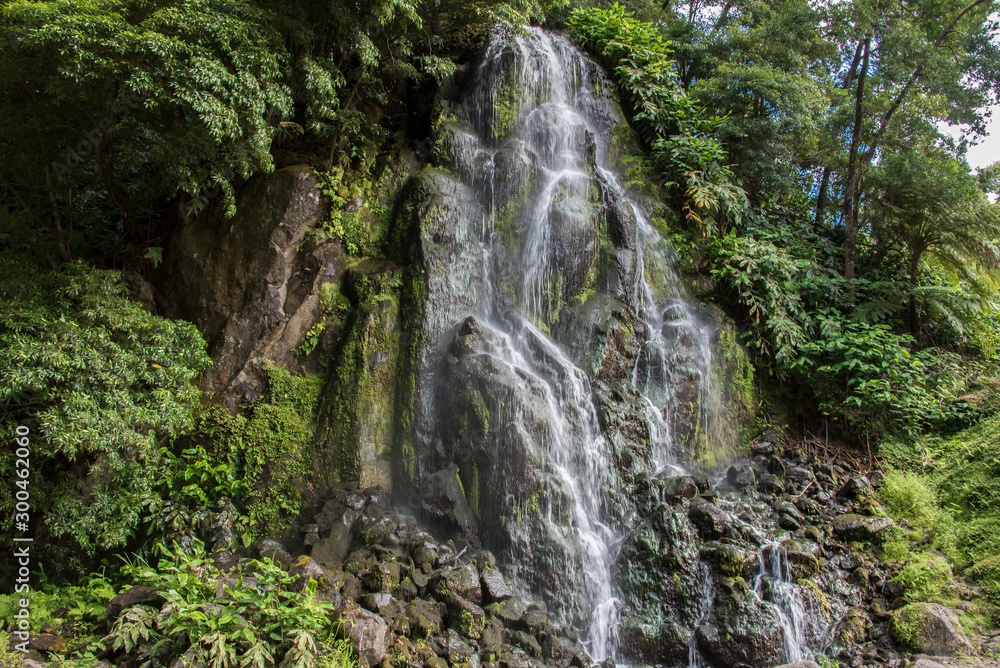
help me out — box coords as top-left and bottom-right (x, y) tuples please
(426, 26), (723, 661)
(754, 543), (810, 663)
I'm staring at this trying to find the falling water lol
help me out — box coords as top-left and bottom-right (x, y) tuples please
(754, 543), (810, 663)
(431, 26), (725, 660)
(448, 28), (627, 659)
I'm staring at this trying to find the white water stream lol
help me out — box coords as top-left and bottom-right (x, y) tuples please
(439, 27), (812, 663)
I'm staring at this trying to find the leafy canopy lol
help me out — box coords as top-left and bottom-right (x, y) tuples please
(0, 252), (209, 556)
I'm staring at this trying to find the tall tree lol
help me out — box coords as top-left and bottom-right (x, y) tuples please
(834, 0), (1000, 283)
(874, 148), (1000, 336)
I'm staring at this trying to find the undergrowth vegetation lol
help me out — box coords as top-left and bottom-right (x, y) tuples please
(109, 542), (353, 668)
(0, 545), (357, 668)
(0, 252), (210, 563)
(878, 411), (1000, 621)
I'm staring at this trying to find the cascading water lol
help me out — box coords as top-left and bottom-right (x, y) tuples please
(754, 543), (811, 663)
(435, 28), (632, 659)
(423, 25), (797, 665)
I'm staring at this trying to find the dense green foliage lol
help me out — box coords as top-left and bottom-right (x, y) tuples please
(0, 253), (209, 558)
(879, 413), (1000, 618)
(568, 5), (748, 234)
(109, 542), (353, 668)
(1, 0), (1000, 653)
(189, 368), (323, 541)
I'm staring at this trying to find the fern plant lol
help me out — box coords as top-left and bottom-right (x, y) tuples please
(109, 541), (355, 668)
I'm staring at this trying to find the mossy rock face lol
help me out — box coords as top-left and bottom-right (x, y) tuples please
(614, 506), (707, 655)
(890, 603), (974, 655)
(832, 514), (894, 542)
(314, 282), (402, 495)
(834, 607), (868, 647)
(436, 316), (590, 615)
(154, 164), (334, 405)
(694, 580), (787, 668)
(673, 304), (757, 470)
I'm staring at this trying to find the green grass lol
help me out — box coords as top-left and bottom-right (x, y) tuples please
(878, 408), (1000, 621)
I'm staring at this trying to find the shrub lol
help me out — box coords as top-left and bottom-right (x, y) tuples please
(568, 4), (747, 235)
(893, 553), (953, 602)
(110, 541), (355, 668)
(0, 253), (210, 558)
(190, 367), (323, 539)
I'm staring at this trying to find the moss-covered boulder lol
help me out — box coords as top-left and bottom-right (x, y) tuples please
(890, 602), (974, 655)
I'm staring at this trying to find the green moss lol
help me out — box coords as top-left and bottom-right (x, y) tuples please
(890, 603), (929, 650)
(469, 465), (480, 518)
(493, 77), (522, 140)
(798, 578), (833, 620)
(192, 367), (322, 539)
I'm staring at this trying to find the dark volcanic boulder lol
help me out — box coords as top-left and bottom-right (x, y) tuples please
(695, 579), (787, 668)
(688, 501), (733, 540)
(420, 464), (478, 537)
(832, 514), (893, 542)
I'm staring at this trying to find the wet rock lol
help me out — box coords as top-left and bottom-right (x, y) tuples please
(549, 192), (600, 302)
(25, 633), (69, 653)
(891, 603), (974, 655)
(421, 463), (478, 537)
(481, 568), (514, 603)
(838, 476), (873, 500)
(288, 556), (326, 589)
(803, 525), (823, 542)
(522, 607), (549, 634)
(772, 500), (805, 523)
(513, 629), (543, 657)
(107, 585), (164, 620)
(835, 607), (868, 646)
(786, 550), (820, 579)
(442, 628), (476, 665)
(480, 618), (506, 655)
(773, 663), (821, 668)
(786, 465), (815, 485)
(832, 514), (893, 542)
(663, 475), (700, 501)
(913, 661), (948, 668)
(255, 538), (293, 569)
(361, 593), (403, 618)
(759, 473), (785, 495)
(406, 598), (445, 638)
(727, 462), (757, 490)
(696, 577), (787, 668)
(445, 593), (486, 639)
(394, 577), (419, 601)
(689, 501), (733, 539)
(432, 563), (482, 604)
(344, 607), (390, 667)
(767, 456), (787, 478)
(710, 543), (757, 578)
(487, 596), (526, 628)
(622, 620), (690, 664)
(153, 165), (332, 407)
(365, 559), (402, 593)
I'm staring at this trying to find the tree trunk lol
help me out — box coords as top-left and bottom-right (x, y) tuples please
(909, 251), (922, 340)
(815, 166), (831, 226)
(842, 36), (870, 286)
